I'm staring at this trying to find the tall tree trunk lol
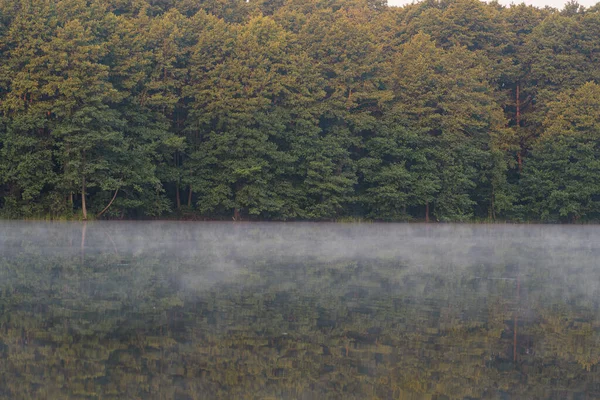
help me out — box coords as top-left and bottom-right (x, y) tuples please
(81, 150), (87, 220)
(174, 150), (181, 209)
(490, 188), (496, 221)
(516, 84), (523, 173)
(425, 202), (430, 223)
(187, 186), (192, 207)
(516, 83), (521, 128)
(82, 175), (87, 220)
(66, 143), (72, 209)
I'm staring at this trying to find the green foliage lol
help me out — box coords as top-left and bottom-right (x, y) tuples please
(521, 83), (600, 222)
(1, 0), (599, 221)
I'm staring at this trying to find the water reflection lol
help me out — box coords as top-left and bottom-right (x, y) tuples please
(1, 222), (599, 399)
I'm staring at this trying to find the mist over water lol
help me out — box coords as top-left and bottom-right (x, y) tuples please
(1, 222), (600, 399)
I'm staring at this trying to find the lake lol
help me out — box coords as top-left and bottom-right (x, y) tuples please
(1, 222), (599, 399)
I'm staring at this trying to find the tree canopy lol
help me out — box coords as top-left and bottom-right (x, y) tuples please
(1, 0), (599, 222)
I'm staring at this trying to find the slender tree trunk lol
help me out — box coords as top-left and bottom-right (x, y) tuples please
(97, 189), (119, 218)
(233, 181), (242, 221)
(516, 84), (523, 173)
(187, 186), (192, 207)
(81, 150), (87, 220)
(66, 143), (73, 209)
(425, 202), (430, 223)
(490, 188), (496, 221)
(174, 150), (181, 209)
(516, 84), (521, 128)
(346, 88), (352, 110)
(82, 176), (87, 220)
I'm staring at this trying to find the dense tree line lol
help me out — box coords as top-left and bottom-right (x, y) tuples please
(0, 0), (599, 222)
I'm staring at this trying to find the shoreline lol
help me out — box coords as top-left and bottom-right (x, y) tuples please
(1, 218), (598, 225)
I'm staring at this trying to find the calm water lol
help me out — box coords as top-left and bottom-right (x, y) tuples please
(1, 222), (599, 399)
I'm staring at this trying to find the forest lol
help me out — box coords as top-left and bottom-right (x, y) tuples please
(0, 0), (599, 222)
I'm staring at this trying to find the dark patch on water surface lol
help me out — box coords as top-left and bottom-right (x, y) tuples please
(1, 222), (600, 399)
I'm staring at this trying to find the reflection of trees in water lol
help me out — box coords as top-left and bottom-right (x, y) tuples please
(0, 223), (599, 398)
